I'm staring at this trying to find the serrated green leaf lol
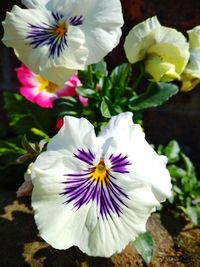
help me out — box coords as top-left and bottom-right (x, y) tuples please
(133, 232), (154, 265)
(129, 82), (179, 111)
(100, 97), (117, 118)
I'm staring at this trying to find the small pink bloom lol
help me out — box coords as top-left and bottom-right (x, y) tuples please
(78, 95), (89, 107)
(16, 65), (84, 108)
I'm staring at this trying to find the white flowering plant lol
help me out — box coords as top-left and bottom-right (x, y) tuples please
(1, 0), (200, 264)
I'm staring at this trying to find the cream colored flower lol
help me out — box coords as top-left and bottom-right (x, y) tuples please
(124, 16), (189, 82)
(181, 26), (200, 91)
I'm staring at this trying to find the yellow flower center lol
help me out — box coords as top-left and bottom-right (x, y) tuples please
(54, 22), (68, 37)
(90, 159), (109, 185)
(36, 76), (60, 93)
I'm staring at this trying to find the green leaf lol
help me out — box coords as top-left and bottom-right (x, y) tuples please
(100, 97), (117, 118)
(167, 165), (186, 178)
(164, 140), (180, 163)
(180, 152), (195, 177)
(30, 128), (49, 140)
(76, 87), (98, 98)
(101, 77), (112, 97)
(54, 96), (81, 118)
(129, 82), (179, 111)
(110, 63), (132, 100)
(0, 138), (26, 170)
(133, 232), (154, 265)
(3, 92), (52, 138)
(0, 140), (25, 156)
(184, 205), (200, 226)
(92, 60), (108, 78)
(110, 63), (131, 89)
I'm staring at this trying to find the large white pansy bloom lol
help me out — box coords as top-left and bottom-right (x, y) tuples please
(2, 0), (123, 85)
(124, 16), (189, 82)
(181, 26), (200, 91)
(31, 112), (171, 257)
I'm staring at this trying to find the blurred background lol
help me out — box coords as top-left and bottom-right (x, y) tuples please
(0, 0), (200, 174)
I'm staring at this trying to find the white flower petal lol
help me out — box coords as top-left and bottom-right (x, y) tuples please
(99, 113), (171, 202)
(32, 147), (159, 256)
(74, 0), (123, 64)
(22, 0), (49, 8)
(31, 113), (171, 257)
(47, 116), (97, 154)
(3, 0), (123, 84)
(99, 112), (134, 141)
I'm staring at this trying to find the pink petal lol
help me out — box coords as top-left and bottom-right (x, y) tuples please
(35, 91), (57, 108)
(20, 86), (40, 103)
(78, 95), (89, 107)
(16, 64), (38, 87)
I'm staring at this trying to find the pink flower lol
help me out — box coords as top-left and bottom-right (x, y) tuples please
(16, 65), (86, 108)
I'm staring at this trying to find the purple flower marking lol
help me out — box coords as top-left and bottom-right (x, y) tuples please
(60, 149), (131, 219)
(26, 12), (84, 58)
(109, 153), (131, 173)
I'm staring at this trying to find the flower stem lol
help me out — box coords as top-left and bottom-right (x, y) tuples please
(132, 63), (144, 92)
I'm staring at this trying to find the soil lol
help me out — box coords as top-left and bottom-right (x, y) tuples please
(0, 190), (199, 267)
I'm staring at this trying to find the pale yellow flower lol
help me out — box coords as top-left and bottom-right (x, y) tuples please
(124, 16), (189, 82)
(181, 26), (200, 92)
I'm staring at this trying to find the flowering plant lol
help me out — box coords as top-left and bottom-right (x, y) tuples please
(1, 0), (200, 264)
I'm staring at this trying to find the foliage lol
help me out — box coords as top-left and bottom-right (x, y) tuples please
(55, 61), (179, 127)
(133, 232), (154, 265)
(158, 140), (200, 225)
(3, 92), (53, 140)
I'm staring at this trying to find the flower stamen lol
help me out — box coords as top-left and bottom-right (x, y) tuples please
(54, 22), (68, 37)
(90, 159), (109, 185)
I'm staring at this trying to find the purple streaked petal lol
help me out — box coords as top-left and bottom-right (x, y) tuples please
(74, 149), (95, 165)
(60, 150), (131, 218)
(69, 16), (84, 26)
(26, 12), (84, 58)
(110, 153), (131, 173)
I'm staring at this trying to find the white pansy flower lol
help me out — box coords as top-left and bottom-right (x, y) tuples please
(124, 16), (189, 82)
(2, 0), (123, 85)
(31, 112), (171, 257)
(181, 26), (200, 91)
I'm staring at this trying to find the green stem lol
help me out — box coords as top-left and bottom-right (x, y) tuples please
(88, 65), (94, 88)
(132, 63), (144, 92)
